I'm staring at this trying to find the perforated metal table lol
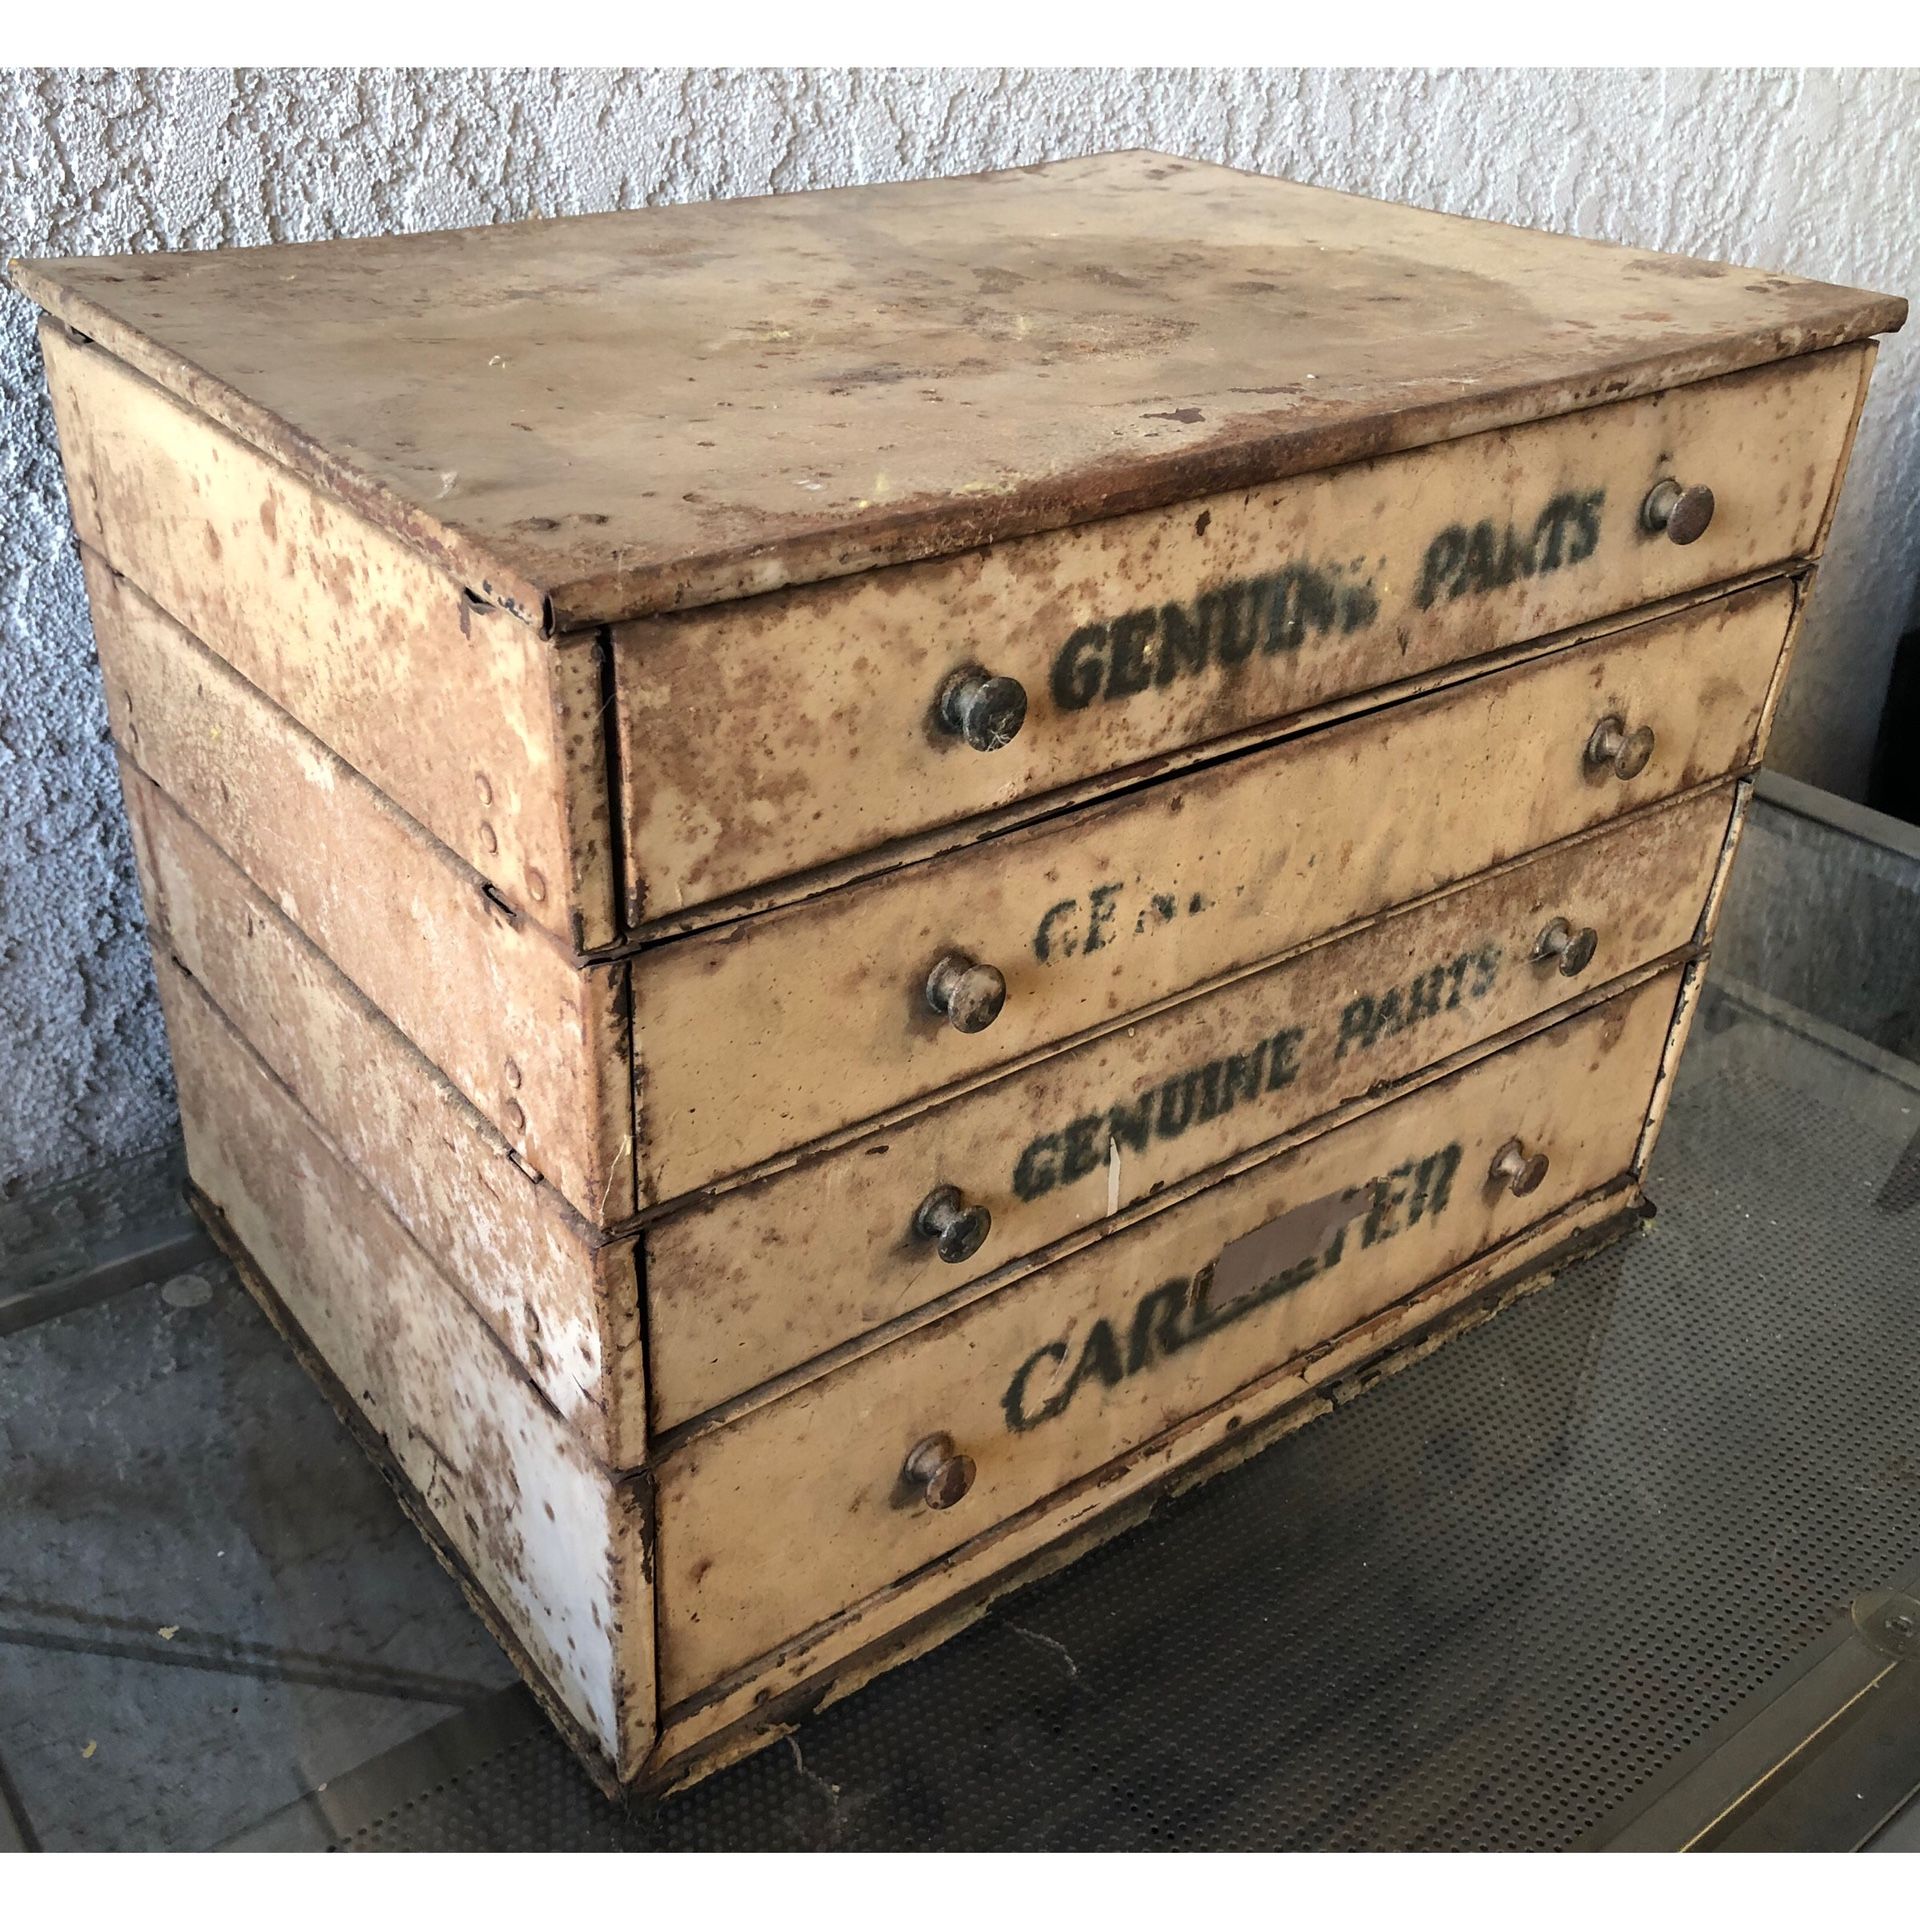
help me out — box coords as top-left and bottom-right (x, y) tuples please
(4, 772), (1918, 1851)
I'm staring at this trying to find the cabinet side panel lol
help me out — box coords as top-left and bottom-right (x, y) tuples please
(41, 323), (614, 947)
(89, 557), (634, 1224)
(133, 778), (645, 1463)
(162, 961), (638, 1766)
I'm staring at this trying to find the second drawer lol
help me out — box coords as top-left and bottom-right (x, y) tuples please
(632, 576), (1791, 1202)
(646, 784), (1734, 1427)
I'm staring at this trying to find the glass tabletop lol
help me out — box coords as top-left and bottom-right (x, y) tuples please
(4, 772), (1918, 1852)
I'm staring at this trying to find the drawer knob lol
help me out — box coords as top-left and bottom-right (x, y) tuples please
(1585, 714), (1656, 781)
(904, 1433), (976, 1511)
(1489, 1138), (1550, 1198)
(914, 1184), (993, 1263)
(1532, 916), (1599, 977)
(925, 953), (1006, 1033)
(1641, 478), (1716, 545)
(937, 665), (1028, 753)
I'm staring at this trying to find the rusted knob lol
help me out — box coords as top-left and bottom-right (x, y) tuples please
(1641, 478), (1715, 546)
(1532, 916), (1599, 978)
(914, 1184), (992, 1263)
(936, 665), (1028, 752)
(925, 952), (1006, 1033)
(1489, 1138), (1549, 1198)
(904, 1433), (976, 1511)
(1585, 714), (1656, 781)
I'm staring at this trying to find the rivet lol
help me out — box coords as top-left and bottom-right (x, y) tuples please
(503, 1099), (527, 1132)
(526, 867), (548, 903)
(478, 821), (499, 856)
(474, 773), (494, 807)
(503, 1058), (523, 1088)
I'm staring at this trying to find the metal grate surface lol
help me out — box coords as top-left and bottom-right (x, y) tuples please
(270, 982), (1920, 1850)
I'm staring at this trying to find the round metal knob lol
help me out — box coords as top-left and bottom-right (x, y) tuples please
(1641, 478), (1715, 546)
(903, 1433), (976, 1511)
(1489, 1138), (1549, 1198)
(914, 1185), (992, 1264)
(1532, 916), (1599, 978)
(925, 953), (1006, 1033)
(936, 665), (1028, 753)
(1585, 714), (1656, 781)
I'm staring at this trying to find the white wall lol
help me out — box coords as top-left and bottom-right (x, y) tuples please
(3, 66), (1916, 1194)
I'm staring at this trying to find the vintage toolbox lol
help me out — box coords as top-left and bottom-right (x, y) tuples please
(15, 149), (1904, 1794)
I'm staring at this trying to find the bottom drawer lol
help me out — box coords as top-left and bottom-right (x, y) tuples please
(655, 969), (1683, 1704)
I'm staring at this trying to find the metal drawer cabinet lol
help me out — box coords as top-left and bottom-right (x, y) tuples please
(18, 148), (1900, 1795)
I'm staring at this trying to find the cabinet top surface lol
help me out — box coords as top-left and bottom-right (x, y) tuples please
(15, 149), (1903, 632)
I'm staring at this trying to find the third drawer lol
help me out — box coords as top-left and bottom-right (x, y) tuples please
(645, 783), (1735, 1427)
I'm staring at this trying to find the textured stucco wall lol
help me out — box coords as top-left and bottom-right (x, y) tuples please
(3, 66), (1917, 1197)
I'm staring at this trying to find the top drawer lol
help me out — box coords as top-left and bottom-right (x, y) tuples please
(612, 347), (1867, 923)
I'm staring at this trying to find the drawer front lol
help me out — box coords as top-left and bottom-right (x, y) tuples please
(646, 785), (1733, 1426)
(634, 578), (1791, 1202)
(615, 348), (1862, 920)
(655, 972), (1682, 1703)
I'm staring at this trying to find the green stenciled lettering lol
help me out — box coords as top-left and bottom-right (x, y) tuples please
(1107, 1091), (1154, 1155)
(1335, 994), (1376, 1060)
(1362, 1160), (1415, 1246)
(1059, 1114), (1104, 1185)
(1002, 1130), (1467, 1429)
(1206, 581), (1260, 667)
(1084, 883), (1123, 954)
(1407, 1141), (1462, 1225)
(1104, 609), (1156, 700)
(1220, 1037), (1270, 1111)
(1051, 623), (1108, 709)
(1416, 527), (1469, 609)
(1157, 1072), (1200, 1139)
(1012, 1133), (1062, 1201)
(1034, 898), (1079, 962)
(1157, 597), (1208, 686)
(1127, 1281), (1193, 1373)
(1003, 1341), (1071, 1432)
(1267, 1026), (1304, 1088)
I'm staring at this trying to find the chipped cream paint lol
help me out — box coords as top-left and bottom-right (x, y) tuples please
(610, 348), (1864, 921)
(4, 67), (1917, 1194)
(641, 786), (1735, 1430)
(652, 974), (1683, 1704)
(627, 583), (1793, 1201)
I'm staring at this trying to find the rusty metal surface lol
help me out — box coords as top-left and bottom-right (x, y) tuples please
(651, 976), (1682, 1706)
(10, 152), (1904, 630)
(610, 347), (1863, 923)
(644, 787), (1734, 1430)
(628, 584), (1789, 1204)
(145, 827), (644, 1466)
(169, 989), (655, 1775)
(92, 561), (636, 1227)
(41, 328), (614, 949)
